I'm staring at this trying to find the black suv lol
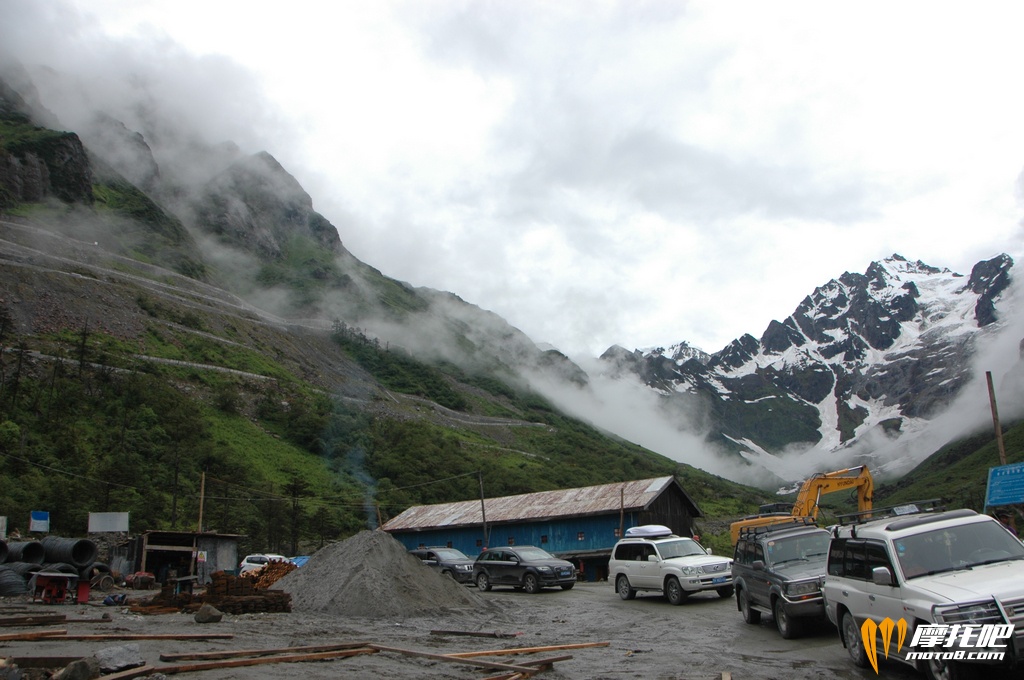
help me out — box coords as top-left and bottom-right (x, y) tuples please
(409, 547), (476, 584)
(473, 546), (576, 593)
(732, 520), (831, 638)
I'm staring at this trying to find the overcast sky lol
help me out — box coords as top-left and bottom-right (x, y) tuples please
(4, 1), (1024, 360)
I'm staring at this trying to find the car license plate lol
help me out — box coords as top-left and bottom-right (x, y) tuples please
(712, 576), (728, 584)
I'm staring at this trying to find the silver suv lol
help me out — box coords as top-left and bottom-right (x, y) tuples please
(609, 525), (733, 605)
(732, 520), (831, 638)
(823, 503), (1024, 679)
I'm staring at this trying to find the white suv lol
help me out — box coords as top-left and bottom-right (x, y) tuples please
(609, 525), (733, 605)
(823, 504), (1024, 679)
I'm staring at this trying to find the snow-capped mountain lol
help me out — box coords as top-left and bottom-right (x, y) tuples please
(599, 254), (1016, 473)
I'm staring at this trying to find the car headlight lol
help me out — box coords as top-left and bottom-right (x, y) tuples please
(786, 581), (820, 597)
(537, 566), (552, 573)
(679, 566), (704, 576)
(934, 601), (1003, 625)
(457, 564), (472, 571)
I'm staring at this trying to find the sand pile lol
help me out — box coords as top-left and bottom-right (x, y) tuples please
(274, 530), (497, 619)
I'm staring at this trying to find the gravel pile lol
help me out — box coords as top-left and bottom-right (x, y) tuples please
(274, 530), (497, 620)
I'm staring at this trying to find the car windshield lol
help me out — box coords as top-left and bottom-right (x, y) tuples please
(895, 520), (1024, 579)
(513, 547), (556, 561)
(434, 549), (469, 560)
(767, 532), (830, 566)
(656, 539), (706, 559)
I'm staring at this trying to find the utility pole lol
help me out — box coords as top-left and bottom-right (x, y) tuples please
(986, 371), (1007, 465)
(478, 471), (489, 549)
(197, 471), (206, 532)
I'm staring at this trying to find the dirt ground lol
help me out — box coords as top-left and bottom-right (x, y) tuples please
(2, 582), (930, 680)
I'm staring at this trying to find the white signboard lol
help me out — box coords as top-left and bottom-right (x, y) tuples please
(88, 512), (130, 533)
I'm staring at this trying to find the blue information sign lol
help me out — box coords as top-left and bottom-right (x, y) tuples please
(985, 462), (1024, 507)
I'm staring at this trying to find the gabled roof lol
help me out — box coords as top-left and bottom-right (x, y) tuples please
(381, 476), (700, 532)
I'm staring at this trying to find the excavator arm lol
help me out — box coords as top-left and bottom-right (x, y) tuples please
(790, 466), (873, 519)
(730, 465), (873, 544)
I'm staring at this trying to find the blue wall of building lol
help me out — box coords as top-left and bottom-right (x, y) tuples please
(391, 511), (644, 577)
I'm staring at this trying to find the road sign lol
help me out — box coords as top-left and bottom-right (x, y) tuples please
(985, 462), (1024, 507)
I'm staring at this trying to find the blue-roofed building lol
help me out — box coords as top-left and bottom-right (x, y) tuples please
(381, 476), (702, 581)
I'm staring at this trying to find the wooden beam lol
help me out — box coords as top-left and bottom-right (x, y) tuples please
(159, 642), (372, 662)
(0, 614), (67, 627)
(97, 666), (157, 680)
(430, 629), (519, 638)
(157, 648), (377, 674)
(56, 633), (234, 641)
(0, 629), (67, 641)
(448, 641), (609, 658)
(367, 644), (544, 674)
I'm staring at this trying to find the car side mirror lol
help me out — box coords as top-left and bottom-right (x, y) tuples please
(510, 556), (520, 563)
(871, 566), (894, 586)
(647, 555), (660, 562)
(752, 560), (765, 571)
(706, 547), (713, 554)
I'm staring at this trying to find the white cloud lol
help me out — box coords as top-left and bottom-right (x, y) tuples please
(3, 0), (1022, 362)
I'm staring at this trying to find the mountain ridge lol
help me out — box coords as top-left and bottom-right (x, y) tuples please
(598, 252), (1019, 481)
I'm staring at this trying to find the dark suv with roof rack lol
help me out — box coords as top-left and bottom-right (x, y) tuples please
(823, 500), (1024, 679)
(732, 519), (831, 638)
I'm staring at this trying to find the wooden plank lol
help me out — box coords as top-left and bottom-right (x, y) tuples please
(158, 647), (377, 673)
(159, 642), (372, 662)
(57, 633), (234, 641)
(367, 644), (542, 674)
(0, 629), (68, 641)
(0, 614), (66, 627)
(430, 629), (519, 638)
(97, 665), (157, 680)
(6, 657), (80, 669)
(448, 641), (609, 658)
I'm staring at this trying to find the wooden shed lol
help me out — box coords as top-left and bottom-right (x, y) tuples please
(381, 476), (702, 581)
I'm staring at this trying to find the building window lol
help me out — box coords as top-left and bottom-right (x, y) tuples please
(476, 539), (483, 547)
(613, 527), (621, 538)
(446, 541), (452, 548)
(507, 537), (516, 545)
(577, 532), (585, 541)
(540, 535), (548, 544)
(418, 543), (426, 549)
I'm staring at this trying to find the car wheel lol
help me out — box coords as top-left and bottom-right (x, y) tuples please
(523, 573), (541, 594)
(842, 611), (870, 668)
(924, 657), (979, 680)
(738, 588), (761, 624)
(441, 570), (454, 579)
(717, 585), (734, 599)
(616, 575), (636, 600)
(664, 576), (687, 605)
(476, 572), (492, 592)
(560, 582), (574, 590)
(774, 598), (801, 639)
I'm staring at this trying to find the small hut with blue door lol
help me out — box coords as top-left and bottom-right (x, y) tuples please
(381, 475), (702, 581)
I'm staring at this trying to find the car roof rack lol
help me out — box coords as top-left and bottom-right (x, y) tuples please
(737, 517), (816, 539)
(834, 498), (946, 526)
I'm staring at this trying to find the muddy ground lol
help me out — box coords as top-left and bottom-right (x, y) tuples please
(1, 582), (935, 680)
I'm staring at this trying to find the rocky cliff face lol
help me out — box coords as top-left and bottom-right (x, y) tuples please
(603, 254), (1016, 460)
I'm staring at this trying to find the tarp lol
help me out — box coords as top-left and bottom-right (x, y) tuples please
(28, 510), (49, 533)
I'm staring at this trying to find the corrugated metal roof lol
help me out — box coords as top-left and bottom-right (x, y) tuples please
(382, 476), (691, 532)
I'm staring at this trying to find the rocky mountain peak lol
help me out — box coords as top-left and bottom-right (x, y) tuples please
(600, 253), (1017, 469)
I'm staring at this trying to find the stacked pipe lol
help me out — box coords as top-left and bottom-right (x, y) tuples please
(0, 536), (109, 596)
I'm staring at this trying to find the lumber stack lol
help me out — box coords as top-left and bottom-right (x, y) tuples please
(239, 561), (296, 589)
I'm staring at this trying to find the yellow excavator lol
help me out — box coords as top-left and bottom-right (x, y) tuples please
(730, 465), (874, 544)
